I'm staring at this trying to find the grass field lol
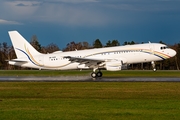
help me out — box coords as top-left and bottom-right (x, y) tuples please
(0, 82), (180, 120)
(0, 70), (180, 77)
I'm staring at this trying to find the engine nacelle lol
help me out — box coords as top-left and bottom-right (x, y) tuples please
(77, 64), (89, 69)
(106, 66), (121, 71)
(105, 60), (122, 71)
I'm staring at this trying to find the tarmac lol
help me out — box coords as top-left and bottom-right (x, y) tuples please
(0, 76), (180, 82)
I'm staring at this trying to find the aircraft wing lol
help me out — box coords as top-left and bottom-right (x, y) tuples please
(64, 56), (105, 68)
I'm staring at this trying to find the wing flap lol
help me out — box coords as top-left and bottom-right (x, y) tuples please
(64, 56), (105, 68)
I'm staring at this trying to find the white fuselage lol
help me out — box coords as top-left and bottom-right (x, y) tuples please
(9, 43), (176, 70)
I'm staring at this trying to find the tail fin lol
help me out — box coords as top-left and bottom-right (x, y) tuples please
(8, 31), (41, 59)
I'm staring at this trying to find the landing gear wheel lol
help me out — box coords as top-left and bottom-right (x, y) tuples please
(96, 71), (103, 77)
(91, 72), (96, 78)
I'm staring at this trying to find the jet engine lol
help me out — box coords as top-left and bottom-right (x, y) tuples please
(105, 59), (124, 71)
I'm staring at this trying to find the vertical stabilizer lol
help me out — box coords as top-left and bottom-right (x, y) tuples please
(8, 31), (41, 59)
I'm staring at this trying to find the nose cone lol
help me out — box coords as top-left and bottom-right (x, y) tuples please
(170, 49), (176, 57)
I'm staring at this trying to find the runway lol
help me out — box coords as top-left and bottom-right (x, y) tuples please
(0, 76), (180, 82)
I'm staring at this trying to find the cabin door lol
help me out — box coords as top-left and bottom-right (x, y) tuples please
(149, 43), (154, 55)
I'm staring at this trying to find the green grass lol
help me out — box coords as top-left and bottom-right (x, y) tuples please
(0, 82), (180, 120)
(0, 70), (180, 77)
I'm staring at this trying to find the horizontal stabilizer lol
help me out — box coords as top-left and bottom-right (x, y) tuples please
(6, 59), (28, 63)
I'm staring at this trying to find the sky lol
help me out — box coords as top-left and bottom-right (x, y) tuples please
(0, 0), (180, 49)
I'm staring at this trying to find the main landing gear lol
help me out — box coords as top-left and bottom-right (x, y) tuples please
(151, 61), (156, 71)
(91, 69), (103, 78)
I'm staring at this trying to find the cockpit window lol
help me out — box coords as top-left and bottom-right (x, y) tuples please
(160, 46), (169, 50)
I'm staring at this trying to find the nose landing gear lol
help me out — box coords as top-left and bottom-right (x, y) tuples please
(151, 61), (156, 71)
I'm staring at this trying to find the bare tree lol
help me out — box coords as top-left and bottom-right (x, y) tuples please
(30, 35), (41, 52)
(45, 43), (60, 53)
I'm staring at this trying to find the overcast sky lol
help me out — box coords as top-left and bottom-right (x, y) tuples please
(0, 0), (180, 49)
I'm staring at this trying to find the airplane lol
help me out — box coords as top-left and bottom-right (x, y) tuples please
(8, 31), (176, 78)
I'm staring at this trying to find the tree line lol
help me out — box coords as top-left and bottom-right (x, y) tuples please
(0, 35), (179, 70)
